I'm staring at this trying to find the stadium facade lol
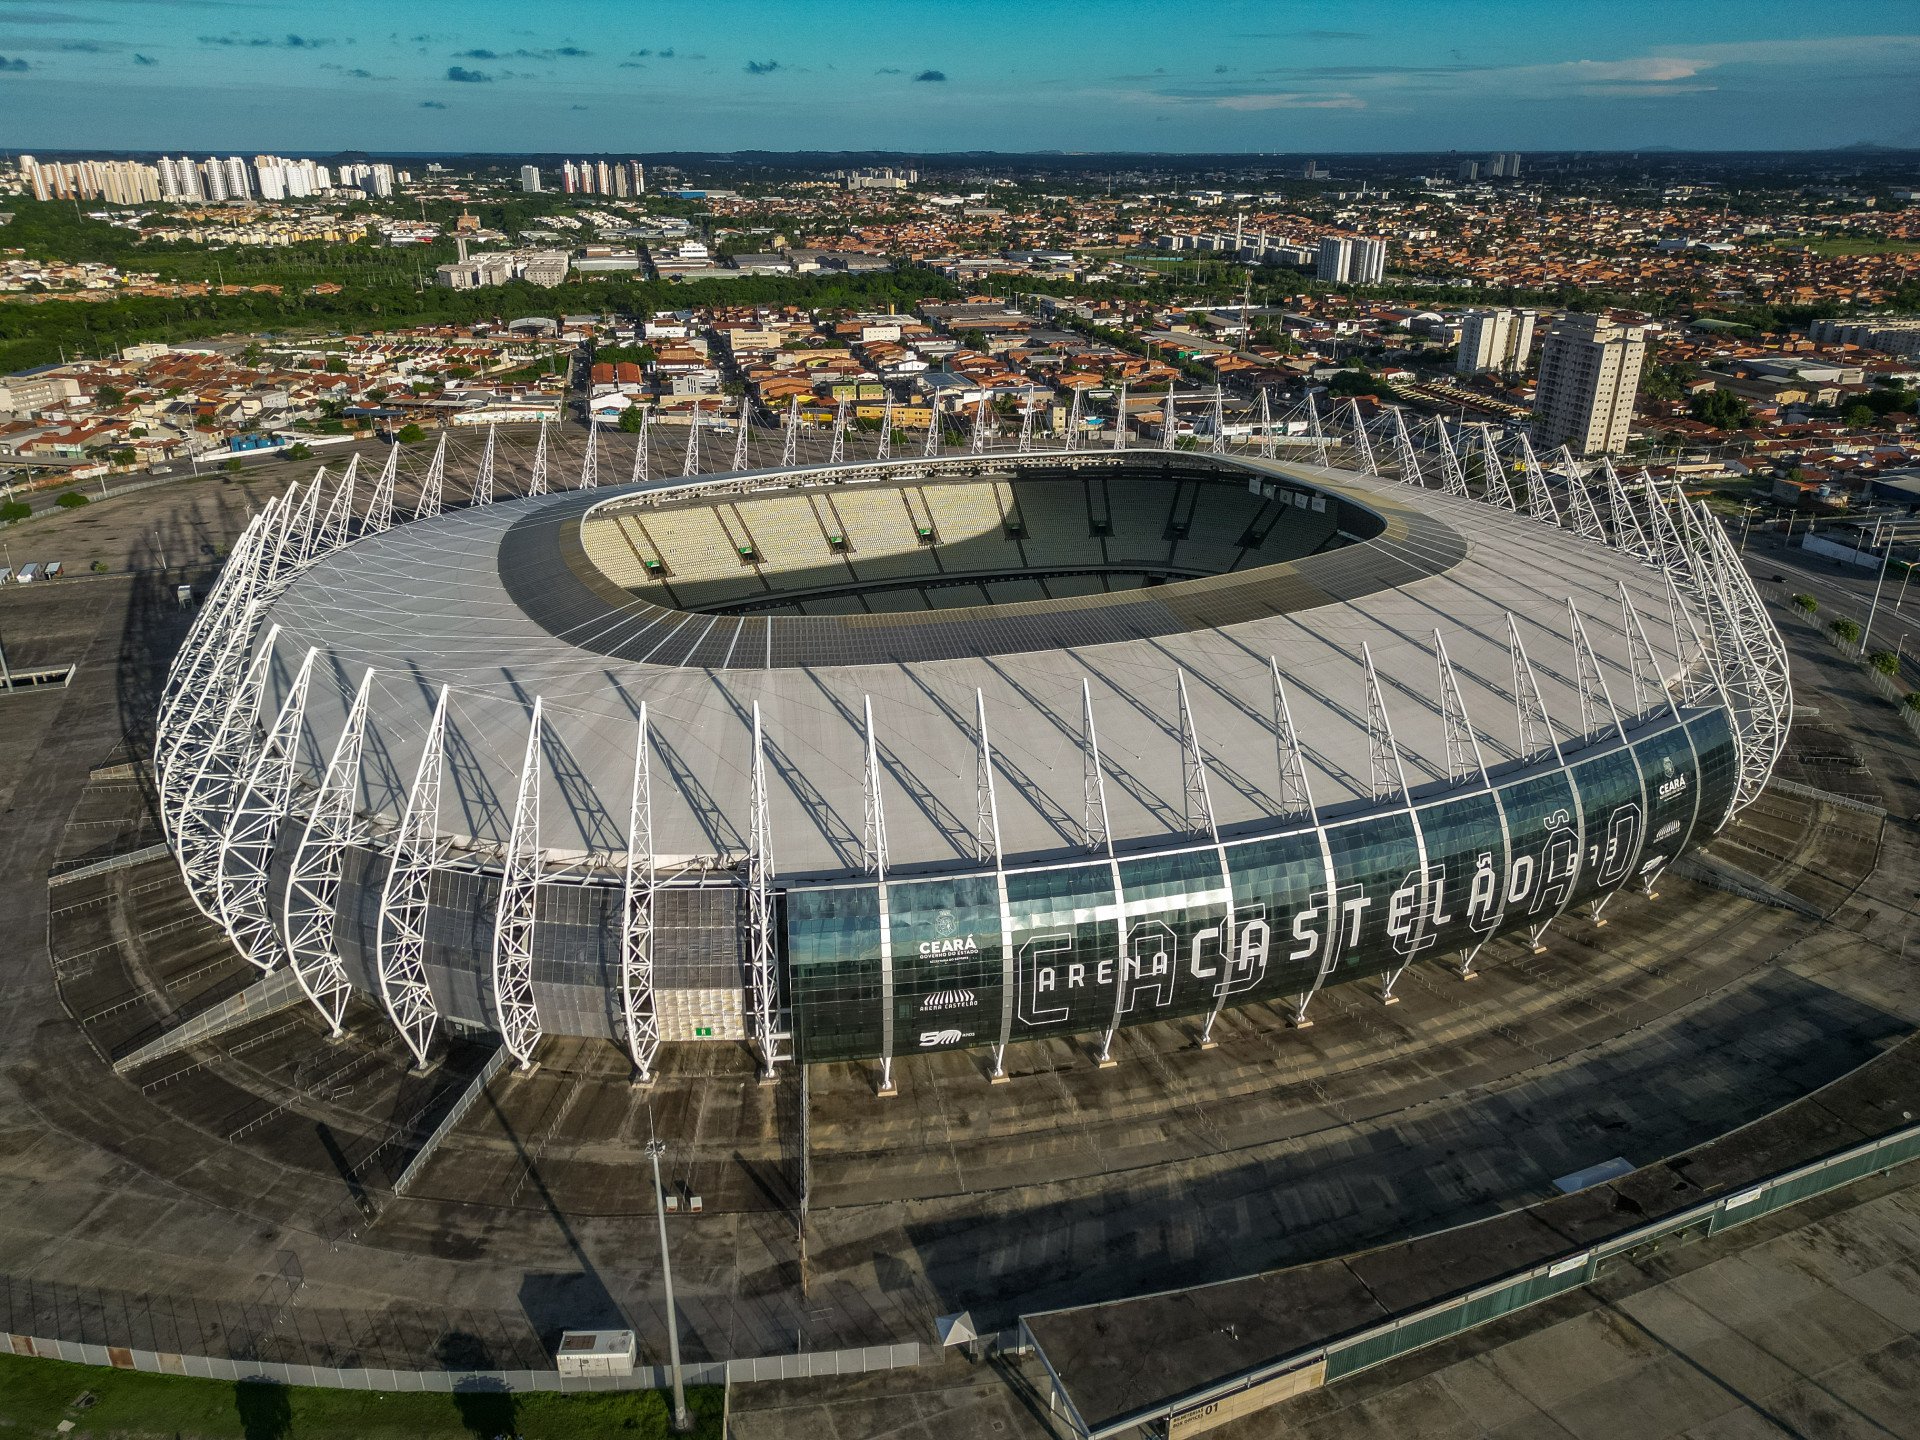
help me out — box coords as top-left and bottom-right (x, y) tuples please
(151, 407), (1790, 1091)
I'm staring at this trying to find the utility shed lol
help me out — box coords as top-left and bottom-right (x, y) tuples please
(555, 1329), (636, 1376)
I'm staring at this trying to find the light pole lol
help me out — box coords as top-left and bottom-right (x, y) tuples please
(645, 1139), (691, 1433)
(1861, 529), (1897, 659)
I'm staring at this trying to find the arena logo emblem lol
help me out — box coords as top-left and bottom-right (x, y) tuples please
(1657, 756), (1690, 802)
(919, 989), (978, 1013)
(918, 907), (984, 960)
(919, 1028), (967, 1047)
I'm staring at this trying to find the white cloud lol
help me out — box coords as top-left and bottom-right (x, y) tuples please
(1214, 91), (1365, 111)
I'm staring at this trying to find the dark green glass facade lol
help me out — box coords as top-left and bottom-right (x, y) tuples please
(789, 709), (1743, 1064)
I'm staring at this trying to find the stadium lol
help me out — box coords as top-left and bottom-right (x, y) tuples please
(150, 408), (1792, 1096)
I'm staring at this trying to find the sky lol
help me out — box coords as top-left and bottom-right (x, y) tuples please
(1, 0), (1917, 155)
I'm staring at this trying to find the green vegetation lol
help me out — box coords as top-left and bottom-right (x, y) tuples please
(1870, 650), (1901, 676)
(1690, 389), (1754, 431)
(1765, 235), (1920, 258)
(53, 491), (90, 509)
(1831, 617), (1863, 645)
(0, 1352), (722, 1438)
(594, 344), (659, 367)
(1792, 593), (1818, 614)
(283, 443), (314, 462)
(395, 424), (426, 445)
(0, 500), (29, 524)
(1907, 693), (1920, 714)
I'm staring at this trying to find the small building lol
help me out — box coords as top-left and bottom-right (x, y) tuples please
(554, 1330), (636, 1377)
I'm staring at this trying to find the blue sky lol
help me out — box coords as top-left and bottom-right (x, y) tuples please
(2, 0), (1917, 154)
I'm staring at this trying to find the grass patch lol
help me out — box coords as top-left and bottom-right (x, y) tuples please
(1765, 236), (1920, 258)
(0, 1351), (723, 1438)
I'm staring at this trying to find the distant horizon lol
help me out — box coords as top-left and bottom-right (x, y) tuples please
(0, 0), (1915, 154)
(8, 144), (1920, 164)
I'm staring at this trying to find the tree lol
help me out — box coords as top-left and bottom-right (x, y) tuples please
(95, 383), (124, 406)
(1844, 403), (1875, 428)
(1870, 650), (1900, 676)
(395, 423), (426, 445)
(283, 442), (313, 461)
(1792, 593), (1818, 614)
(616, 406), (646, 434)
(55, 490), (89, 509)
(221, 457), (245, 474)
(1690, 389), (1753, 431)
(242, 342), (265, 366)
(0, 500), (29, 524)
(1831, 617), (1863, 645)
(324, 356), (348, 375)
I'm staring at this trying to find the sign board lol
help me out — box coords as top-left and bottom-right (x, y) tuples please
(1167, 1358), (1327, 1437)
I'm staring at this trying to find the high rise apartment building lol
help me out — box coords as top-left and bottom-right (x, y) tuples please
(1315, 235), (1386, 286)
(1456, 307), (1538, 376)
(520, 165), (543, 194)
(1531, 313), (1646, 455)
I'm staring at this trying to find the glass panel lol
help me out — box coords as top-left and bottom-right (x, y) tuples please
(1633, 721), (1702, 881)
(1320, 810), (1420, 984)
(1006, 861), (1121, 1038)
(1411, 791), (1506, 961)
(1491, 769), (1580, 935)
(787, 884), (883, 1063)
(887, 874), (1003, 1055)
(1225, 826), (1327, 1004)
(1689, 708), (1739, 829)
(1113, 848), (1230, 1027)
(1570, 747), (1645, 905)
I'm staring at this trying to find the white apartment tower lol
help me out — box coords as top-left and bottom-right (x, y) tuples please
(1315, 237), (1352, 284)
(1316, 235), (1384, 286)
(1456, 308), (1538, 376)
(1531, 313), (1647, 456)
(520, 165), (542, 193)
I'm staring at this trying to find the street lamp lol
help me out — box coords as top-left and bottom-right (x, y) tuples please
(645, 1139), (692, 1433)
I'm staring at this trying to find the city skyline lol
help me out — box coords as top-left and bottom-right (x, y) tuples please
(0, 0), (1915, 154)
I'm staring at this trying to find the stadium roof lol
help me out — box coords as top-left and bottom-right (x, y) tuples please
(254, 455), (1690, 879)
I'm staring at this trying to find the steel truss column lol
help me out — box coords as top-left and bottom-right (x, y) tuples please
(493, 697), (545, 1070)
(827, 400), (846, 466)
(1304, 393), (1332, 469)
(156, 505), (276, 818)
(176, 622), (281, 920)
(621, 704), (661, 1083)
(1602, 462), (1650, 560)
(1691, 500), (1790, 813)
(1664, 569), (1719, 707)
(1434, 631), (1505, 980)
(924, 399), (943, 458)
(1161, 390), (1176, 451)
(1561, 449), (1606, 542)
(1432, 418), (1469, 498)
(1567, 600), (1646, 922)
(1269, 661), (1315, 823)
(1360, 641), (1430, 1003)
(1507, 612), (1565, 769)
(683, 401), (704, 476)
(1389, 408), (1423, 485)
(874, 395), (894, 463)
(579, 421), (600, 490)
(974, 688), (1003, 867)
(375, 684), (449, 1069)
(630, 413), (651, 486)
(1111, 383), (1129, 450)
(1016, 392), (1036, 453)
(472, 426), (497, 506)
(783, 395), (802, 468)
(216, 644), (319, 970)
(285, 470), (328, 567)
(1475, 425), (1516, 509)
(1256, 387), (1276, 460)
(1177, 671), (1217, 840)
(1079, 677), (1112, 853)
(733, 398), (753, 472)
(529, 422), (551, 496)
(746, 703), (781, 1077)
(1063, 386), (1083, 452)
(861, 696), (897, 1096)
(1344, 398), (1378, 473)
(1208, 388), (1226, 455)
(1619, 582), (1666, 718)
(314, 454), (359, 555)
(282, 667), (377, 1037)
(413, 430), (447, 520)
(1513, 432), (1558, 524)
(363, 444), (400, 532)
(975, 688), (1014, 1082)
(970, 394), (988, 455)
